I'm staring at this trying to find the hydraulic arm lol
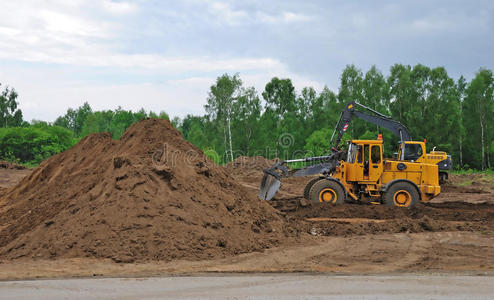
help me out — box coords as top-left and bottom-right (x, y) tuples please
(330, 102), (411, 150)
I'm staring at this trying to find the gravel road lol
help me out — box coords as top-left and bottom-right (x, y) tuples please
(1, 274), (493, 299)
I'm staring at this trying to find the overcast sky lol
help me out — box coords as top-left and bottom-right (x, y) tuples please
(0, 0), (493, 122)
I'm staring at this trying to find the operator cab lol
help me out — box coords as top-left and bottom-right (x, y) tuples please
(345, 140), (383, 182)
(398, 141), (426, 162)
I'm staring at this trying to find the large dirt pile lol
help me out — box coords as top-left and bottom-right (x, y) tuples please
(0, 119), (287, 263)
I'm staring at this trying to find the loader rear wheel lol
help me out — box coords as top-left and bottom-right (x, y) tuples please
(304, 177), (323, 200)
(384, 182), (419, 208)
(309, 180), (344, 204)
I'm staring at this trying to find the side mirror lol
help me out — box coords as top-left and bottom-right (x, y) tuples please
(393, 152), (398, 160)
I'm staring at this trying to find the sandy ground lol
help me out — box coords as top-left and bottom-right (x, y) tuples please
(1, 168), (494, 280)
(1, 274), (493, 299)
(0, 231), (493, 280)
(0, 169), (30, 191)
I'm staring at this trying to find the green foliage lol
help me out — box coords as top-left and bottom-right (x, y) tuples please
(463, 69), (494, 170)
(0, 83), (23, 127)
(54, 102), (92, 136)
(205, 73), (243, 162)
(451, 169), (494, 175)
(56, 104), (169, 140)
(203, 147), (221, 164)
(3, 65), (494, 170)
(0, 124), (76, 166)
(357, 130), (377, 140)
(304, 128), (333, 156)
(180, 65), (494, 168)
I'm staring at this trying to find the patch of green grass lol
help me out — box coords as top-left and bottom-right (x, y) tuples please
(457, 180), (473, 186)
(451, 169), (494, 175)
(481, 173), (494, 179)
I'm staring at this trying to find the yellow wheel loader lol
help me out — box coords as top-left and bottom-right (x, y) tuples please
(259, 102), (452, 208)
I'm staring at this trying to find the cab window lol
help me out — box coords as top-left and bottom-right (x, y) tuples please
(371, 145), (381, 163)
(347, 143), (357, 163)
(404, 144), (423, 161)
(357, 145), (363, 163)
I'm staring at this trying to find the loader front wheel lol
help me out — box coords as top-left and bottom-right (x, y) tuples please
(309, 180), (345, 204)
(304, 177), (323, 200)
(384, 182), (419, 208)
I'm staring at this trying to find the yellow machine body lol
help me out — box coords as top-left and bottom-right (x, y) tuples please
(331, 139), (440, 203)
(397, 141), (448, 166)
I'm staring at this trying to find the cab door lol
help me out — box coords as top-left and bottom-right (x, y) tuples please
(346, 143), (365, 182)
(368, 144), (383, 182)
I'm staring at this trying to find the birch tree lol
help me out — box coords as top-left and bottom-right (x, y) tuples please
(205, 74), (242, 162)
(464, 69), (494, 170)
(0, 84), (23, 127)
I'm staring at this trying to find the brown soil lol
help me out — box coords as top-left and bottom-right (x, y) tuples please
(224, 156), (277, 187)
(227, 156), (494, 237)
(0, 161), (27, 170)
(1, 231), (493, 280)
(225, 156), (276, 174)
(290, 202), (494, 237)
(1, 148), (494, 278)
(0, 169), (31, 196)
(0, 119), (288, 263)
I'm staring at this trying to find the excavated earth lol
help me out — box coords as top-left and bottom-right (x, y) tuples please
(0, 129), (493, 278)
(0, 162), (30, 196)
(0, 119), (291, 263)
(226, 156), (494, 237)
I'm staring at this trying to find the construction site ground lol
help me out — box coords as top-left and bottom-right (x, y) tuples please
(0, 122), (493, 280)
(1, 167), (493, 280)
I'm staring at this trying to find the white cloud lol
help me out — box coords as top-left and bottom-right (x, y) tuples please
(101, 0), (138, 15)
(0, 44), (283, 72)
(207, 2), (249, 25)
(1, 0), (491, 124)
(0, 1), (283, 73)
(256, 11), (311, 24)
(3, 61), (325, 122)
(39, 9), (107, 37)
(201, 1), (311, 26)
(406, 11), (491, 35)
(411, 18), (453, 32)
(0, 0), (324, 121)
(281, 12), (311, 23)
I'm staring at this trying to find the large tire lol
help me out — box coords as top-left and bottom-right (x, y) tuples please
(309, 179), (345, 204)
(383, 181), (419, 208)
(303, 177), (323, 200)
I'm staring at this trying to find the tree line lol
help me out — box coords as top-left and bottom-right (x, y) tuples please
(0, 86), (169, 166)
(1, 63), (493, 169)
(176, 64), (493, 170)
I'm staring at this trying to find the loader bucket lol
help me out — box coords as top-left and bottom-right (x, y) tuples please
(258, 162), (289, 201)
(258, 173), (281, 200)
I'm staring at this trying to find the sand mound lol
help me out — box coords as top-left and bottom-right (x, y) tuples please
(0, 119), (286, 263)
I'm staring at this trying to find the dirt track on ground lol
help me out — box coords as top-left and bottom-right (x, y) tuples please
(0, 121), (493, 279)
